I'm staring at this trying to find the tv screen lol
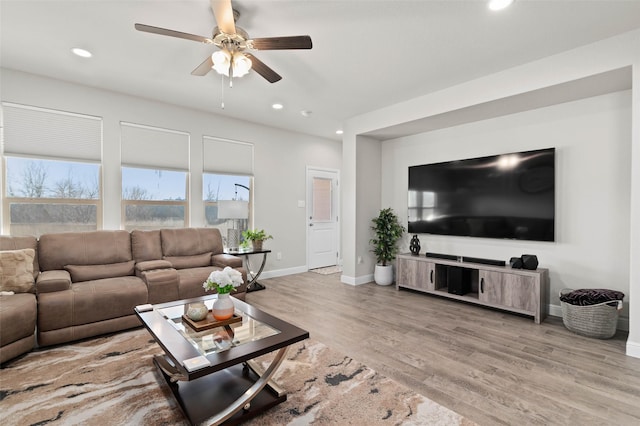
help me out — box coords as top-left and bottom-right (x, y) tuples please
(408, 148), (555, 241)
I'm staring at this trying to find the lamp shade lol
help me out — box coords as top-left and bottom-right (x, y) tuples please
(217, 200), (249, 219)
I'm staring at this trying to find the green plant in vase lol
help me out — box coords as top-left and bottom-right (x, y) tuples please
(242, 229), (273, 251)
(370, 208), (405, 285)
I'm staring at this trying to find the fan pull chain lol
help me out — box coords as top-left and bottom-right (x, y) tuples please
(221, 74), (225, 109)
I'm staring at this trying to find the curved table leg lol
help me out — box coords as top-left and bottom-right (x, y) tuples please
(246, 252), (268, 292)
(200, 346), (289, 425)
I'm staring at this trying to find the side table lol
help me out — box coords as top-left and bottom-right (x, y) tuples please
(225, 249), (271, 293)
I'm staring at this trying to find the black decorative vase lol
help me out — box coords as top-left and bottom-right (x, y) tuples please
(409, 234), (421, 255)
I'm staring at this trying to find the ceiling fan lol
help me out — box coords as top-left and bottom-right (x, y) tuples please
(135, 0), (312, 84)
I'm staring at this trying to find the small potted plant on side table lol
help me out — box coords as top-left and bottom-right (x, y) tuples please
(370, 208), (405, 285)
(242, 229), (273, 251)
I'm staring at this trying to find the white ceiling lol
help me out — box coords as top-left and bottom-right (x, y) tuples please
(2, 0), (640, 142)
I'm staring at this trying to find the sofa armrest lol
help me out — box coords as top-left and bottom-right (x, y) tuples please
(212, 253), (243, 269)
(135, 259), (173, 276)
(139, 268), (180, 304)
(36, 270), (71, 293)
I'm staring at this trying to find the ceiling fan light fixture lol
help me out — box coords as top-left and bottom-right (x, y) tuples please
(232, 52), (252, 78)
(211, 50), (231, 76)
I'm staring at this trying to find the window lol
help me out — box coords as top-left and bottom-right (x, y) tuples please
(122, 167), (187, 231)
(120, 122), (189, 231)
(4, 157), (100, 236)
(2, 103), (103, 236)
(202, 136), (254, 248)
(204, 174), (251, 247)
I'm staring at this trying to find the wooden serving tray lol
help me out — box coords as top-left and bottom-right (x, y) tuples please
(182, 312), (242, 332)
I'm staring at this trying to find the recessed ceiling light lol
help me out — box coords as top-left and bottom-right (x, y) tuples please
(336, 130), (344, 135)
(272, 103), (284, 110)
(488, 0), (514, 11)
(301, 110), (312, 117)
(72, 48), (92, 58)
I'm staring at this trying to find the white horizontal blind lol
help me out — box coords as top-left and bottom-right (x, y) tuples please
(2, 102), (102, 161)
(203, 136), (253, 175)
(120, 122), (189, 170)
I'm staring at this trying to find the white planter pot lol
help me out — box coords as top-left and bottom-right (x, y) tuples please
(374, 264), (394, 286)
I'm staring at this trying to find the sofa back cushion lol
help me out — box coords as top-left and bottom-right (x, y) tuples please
(0, 235), (39, 279)
(38, 230), (132, 271)
(0, 248), (36, 293)
(160, 228), (223, 257)
(65, 260), (135, 283)
(163, 253), (212, 270)
(131, 230), (163, 261)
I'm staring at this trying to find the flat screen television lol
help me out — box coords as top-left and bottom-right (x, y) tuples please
(408, 148), (555, 241)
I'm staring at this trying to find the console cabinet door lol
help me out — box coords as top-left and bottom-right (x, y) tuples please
(397, 258), (435, 291)
(479, 270), (537, 313)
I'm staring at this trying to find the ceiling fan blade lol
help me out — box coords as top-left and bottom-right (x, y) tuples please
(245, 53), (282, 83)
(210, 0), (236, 35)
(191, 56), (214, 76)
(135, 23), (212, 44)
(250, 36), (312, 50)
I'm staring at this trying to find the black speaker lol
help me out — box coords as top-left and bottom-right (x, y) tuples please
(509, 257), (523, 269)
(447, 266), (471, 295)
(425, 252), (458, 261)
(521, 254), (539, 270)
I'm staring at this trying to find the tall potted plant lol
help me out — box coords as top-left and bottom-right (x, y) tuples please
(370, 207), (405, 285)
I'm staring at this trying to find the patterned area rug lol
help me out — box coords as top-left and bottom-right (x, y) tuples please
(309, 266), (343, 275)
(0, 328), (473, 425)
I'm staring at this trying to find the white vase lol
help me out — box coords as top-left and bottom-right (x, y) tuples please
(186, 302), (208, 321)
(212, 293), (235, 320)
(374, 264), (394, 286)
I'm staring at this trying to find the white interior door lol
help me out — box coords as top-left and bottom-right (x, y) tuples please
(307, 168), (339, 269)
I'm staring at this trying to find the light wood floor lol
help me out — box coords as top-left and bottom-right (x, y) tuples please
(245, 272), (640, 426)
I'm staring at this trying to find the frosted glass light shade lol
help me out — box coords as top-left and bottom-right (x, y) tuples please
(232, 53), (252, 77)
(211, 50), (231, 76)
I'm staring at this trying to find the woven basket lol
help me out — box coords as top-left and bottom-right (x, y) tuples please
(560, 289), (622, 339)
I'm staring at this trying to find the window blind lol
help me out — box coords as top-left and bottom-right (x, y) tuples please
(2, 102), (102, 162)
(120, 122), (189, 171)
(202, 136), (253, 175)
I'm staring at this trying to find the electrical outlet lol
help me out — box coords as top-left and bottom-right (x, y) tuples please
(276, 252), (282, 260)
(357, 256), (363, 264)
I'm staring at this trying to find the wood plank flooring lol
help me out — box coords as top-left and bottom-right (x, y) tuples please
(245, 272), (640, 426)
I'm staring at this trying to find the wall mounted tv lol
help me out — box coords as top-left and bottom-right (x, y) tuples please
(408, 148), (555, 242)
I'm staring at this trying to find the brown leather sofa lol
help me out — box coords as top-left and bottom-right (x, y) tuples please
(0, 227), (246, 357)
(0, 236), (38, 364)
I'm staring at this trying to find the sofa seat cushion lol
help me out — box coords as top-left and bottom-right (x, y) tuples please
(0, 249), (36, 293)
(65, 260), (135, 283)
(37, 276), (147, 332)
(0, 293), (37, 346)
(164, 252), (212, 270)
(176, 266), (246, 300)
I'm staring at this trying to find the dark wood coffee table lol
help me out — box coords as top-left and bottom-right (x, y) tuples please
(135, 295), (309, 425)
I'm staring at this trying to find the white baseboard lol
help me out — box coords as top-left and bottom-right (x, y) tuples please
(259, 266), (308, 280)
(626, 340), (640, 358)
(340, 274), (373, 286)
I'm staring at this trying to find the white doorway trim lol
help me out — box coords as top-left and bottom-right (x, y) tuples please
(306, 166), (341, 270)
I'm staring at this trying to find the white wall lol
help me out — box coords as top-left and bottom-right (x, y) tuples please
(342, 28), (639, 357)
(0, 69), (342, 274)
(381, 91), (632, 321)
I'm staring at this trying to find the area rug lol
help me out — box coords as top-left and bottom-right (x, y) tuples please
(0, 328), (472, 425)
(309, 266), (343, 275)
